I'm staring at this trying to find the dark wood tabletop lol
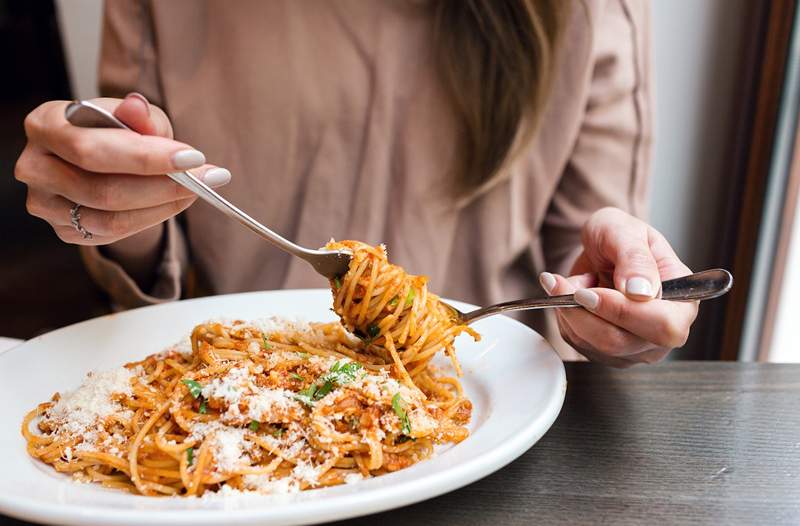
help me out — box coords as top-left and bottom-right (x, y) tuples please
(5, 362), (799, 525)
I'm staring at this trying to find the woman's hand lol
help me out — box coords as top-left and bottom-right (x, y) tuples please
(539, 207), (698, 367)
(14, 93), (231, 246)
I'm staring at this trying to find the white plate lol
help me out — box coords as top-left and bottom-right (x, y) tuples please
(0, 289), (566, 526)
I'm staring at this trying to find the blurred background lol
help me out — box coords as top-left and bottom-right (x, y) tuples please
(1, 0), (798, 362)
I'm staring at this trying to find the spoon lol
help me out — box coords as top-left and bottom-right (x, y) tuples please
(64, 100), (352, 279)
(446, 268), (733, 325)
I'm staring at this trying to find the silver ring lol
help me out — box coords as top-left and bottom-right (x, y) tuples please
(69, 203), (93, 240)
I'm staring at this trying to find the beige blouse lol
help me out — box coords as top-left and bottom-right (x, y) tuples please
(82, 0), (652, 360)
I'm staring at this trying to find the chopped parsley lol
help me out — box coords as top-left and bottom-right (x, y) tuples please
(290, 372), (304, 381)
(262, 336), (272, 350)
(333, 276), (342, 289)
(294, 361), (363, 406)
(182, 379), (202, 399)
(392, 393), (412, 435)
(198, 399), (208, 414)
(405, 288), (415, 306)
(249, 420), (260, 432)
(186, 447), (194, 466)
(389, 289), (415, 308)
(367, 323), (380, 339)
(272, 427), (284, 438)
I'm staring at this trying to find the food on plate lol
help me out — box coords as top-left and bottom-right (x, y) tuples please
(22, 241), (478, 496)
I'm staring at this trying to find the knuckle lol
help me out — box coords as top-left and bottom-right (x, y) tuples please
(89, 180), (113, 210)
(597, 328), (631, 356)
(622, 246), (653, 267)
(25, 191), (43, 217)
(105, 211), (132, 237)
(13, 151), (32, 183)
(135, 140), (160, 173)
(22, 109), (43, 139)
(658, 317), (689, 349)
(68, 135), (94, 166)
(605, 297), (631, 326)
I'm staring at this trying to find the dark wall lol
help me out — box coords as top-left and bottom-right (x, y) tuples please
(0, 0), (108, 338)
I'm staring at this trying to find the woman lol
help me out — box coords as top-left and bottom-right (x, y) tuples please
(14, 0), (697, 367)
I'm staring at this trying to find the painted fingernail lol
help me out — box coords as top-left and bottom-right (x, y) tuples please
(172, 149), (206, 170)
(575, 289), (599, 310)
(202, 167), (231, 187)
(124, 92), (150, 115)
(539, 272), (556, 294)
(626, 277), (654, 298)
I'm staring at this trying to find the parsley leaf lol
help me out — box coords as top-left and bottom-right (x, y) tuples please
(388, 295), (399, 307)
(334, 277), (342, 289)
(198, 399), (208, 414)
(249, 420), (260, 432)
(405, 288), (416, 306)
(186, 447), (194, 466)
(272, 427), (284, 438)
(182, 379), (202, 399)
(367, 324), (380, 338)
(392, 393), (412, 435)
(290, 373), (304, 381)
(262, 336), (272, 350)
(294, 361), (363, 406)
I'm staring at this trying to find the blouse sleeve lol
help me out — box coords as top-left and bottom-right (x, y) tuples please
(79, 0), (190, 309)
(541, 0), (653, 275)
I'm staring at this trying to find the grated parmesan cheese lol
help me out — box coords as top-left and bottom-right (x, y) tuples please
(45, 366), (137, 447)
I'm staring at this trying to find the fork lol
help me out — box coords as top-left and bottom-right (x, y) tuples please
(445, 269), (733, 325)
(64, 100), (352, 279)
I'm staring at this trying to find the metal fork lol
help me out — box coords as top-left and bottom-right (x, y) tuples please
(446, 269), (733, 325)
(64, 100), (352, 279)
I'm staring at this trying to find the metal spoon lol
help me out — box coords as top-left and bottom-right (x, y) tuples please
(447, 268), (733, 325)
(64, 100), (352, 279)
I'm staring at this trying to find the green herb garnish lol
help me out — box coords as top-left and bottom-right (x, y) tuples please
(182, 379), (202, 399)
(198, 399), (208, 414)
(299, 352), (310, 360)
(294, 361), (363, 406)
(392, 393), (412, 435)
(388, 295), (399, 307)
(291, 373), (304, 381)
(405, 288), (415, 306)
(249, 420), (260, 432)
(272, 427), (284, 438)
(262, 336), (272, 350)
(186, 447), (194, 466)
(367, 324), (380, 339)
(334, 277), (342, 289)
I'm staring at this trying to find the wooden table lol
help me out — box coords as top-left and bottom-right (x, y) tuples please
(5, 362), (799, 525)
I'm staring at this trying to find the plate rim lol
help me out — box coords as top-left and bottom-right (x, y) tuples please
(0, 289), (566, 526)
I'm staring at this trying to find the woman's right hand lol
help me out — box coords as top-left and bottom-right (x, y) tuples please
(14, 93), (231, 246)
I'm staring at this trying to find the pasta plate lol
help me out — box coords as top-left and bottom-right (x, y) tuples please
(0, 289), (565, 525)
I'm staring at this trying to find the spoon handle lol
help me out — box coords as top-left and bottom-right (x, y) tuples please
(462, 269), (733, 324)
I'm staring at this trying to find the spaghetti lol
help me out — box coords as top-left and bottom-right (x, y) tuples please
(326, 240), (480, 390)
(22, 241), (478, 497)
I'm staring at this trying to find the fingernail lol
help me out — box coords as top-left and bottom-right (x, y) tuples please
(539, 272), (556, 294)
(124, 92), (150, 115)
(626, 277), (654, 298)
(172, 149), (206, 170)
(575, 289), (599, 310)
(202, 167), (231, 187)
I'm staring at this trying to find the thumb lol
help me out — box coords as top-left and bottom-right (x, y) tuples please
(610, 235), (661, 301)
(111, 93), (172, 138)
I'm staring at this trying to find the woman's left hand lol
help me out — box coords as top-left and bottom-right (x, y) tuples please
(539, 207), (699, 367)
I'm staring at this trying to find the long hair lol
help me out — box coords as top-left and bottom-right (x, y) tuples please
(433, 0), (569, 196)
